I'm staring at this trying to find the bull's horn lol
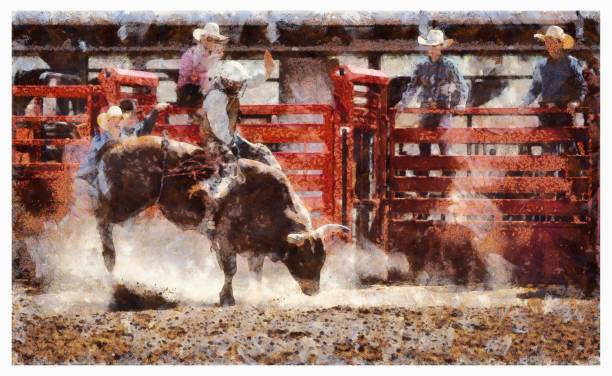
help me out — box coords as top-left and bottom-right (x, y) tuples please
(287, 232), (309, 246)
(312, 224), (350, 239)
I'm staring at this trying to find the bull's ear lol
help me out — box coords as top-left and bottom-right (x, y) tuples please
(287, 232), (308, 246)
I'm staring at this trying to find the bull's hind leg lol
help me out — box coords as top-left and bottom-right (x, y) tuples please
(97, 221), (116, 272)
(247, 254), (265, 284)
(214, 245), (237, 306)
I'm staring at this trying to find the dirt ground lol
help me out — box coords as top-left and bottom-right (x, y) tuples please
(12, 281), (599, 365)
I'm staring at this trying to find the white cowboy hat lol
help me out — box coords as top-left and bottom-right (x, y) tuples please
(218, 61), (249, 83)
(97, 105), (127, 130)
(193, 22), (229, 43)
(534, 25), (575, 49)
(418, 29), (454, 48)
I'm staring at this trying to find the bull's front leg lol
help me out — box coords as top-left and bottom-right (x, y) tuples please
(97, 221), (116, 272)
(215, 246), (237, 306)
(247, 254), (265, 284)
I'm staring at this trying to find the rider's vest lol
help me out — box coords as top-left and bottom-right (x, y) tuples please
(200, 80), (241, 144)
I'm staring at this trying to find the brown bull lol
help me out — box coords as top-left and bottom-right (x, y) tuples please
(91, 135), (349, 306)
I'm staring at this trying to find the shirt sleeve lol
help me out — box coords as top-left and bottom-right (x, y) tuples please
(204, 91), (232, 144)
(448, 61), (469, 107)
(521, 60), (543, 106)
(570, 57), (587, 103)
(133, 109), (159, 137)
(178, 49), (194, 88)
(396, 64), (422, 109)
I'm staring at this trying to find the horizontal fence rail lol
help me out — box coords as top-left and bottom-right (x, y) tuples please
(393, 127), (590, 144)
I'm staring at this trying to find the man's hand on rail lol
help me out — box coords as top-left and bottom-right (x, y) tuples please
(566, 102), (579, 115)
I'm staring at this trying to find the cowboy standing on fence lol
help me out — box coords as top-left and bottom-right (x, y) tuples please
(77, 101), (170, 186)
(176, 23), (274, 108)
(395, 29), (469, 166)
(176, 23), (228, 107)
(520, 25), (587, 156)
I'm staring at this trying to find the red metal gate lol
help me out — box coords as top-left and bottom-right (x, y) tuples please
(330, 65), (391, 243)
(385, 106), (597, 284)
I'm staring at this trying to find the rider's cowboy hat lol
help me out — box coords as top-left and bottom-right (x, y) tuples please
(534, 25), (575, 49)
(418, 29), (454, 48)
(193, 22), (229, 44)
(97, 105), (128, 130)
(218, 61), (249, 83)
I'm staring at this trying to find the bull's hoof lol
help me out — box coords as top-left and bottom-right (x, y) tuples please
(219, 294), (236, 307)
(103, 253), (115, 273)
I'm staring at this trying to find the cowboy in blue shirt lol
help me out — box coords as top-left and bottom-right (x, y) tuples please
(77, 100), (170, 185)
(395, 29), (469, 159)
(521, 25), (587, 155)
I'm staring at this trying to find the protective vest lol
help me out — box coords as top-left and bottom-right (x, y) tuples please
(200, 80), (241, 144)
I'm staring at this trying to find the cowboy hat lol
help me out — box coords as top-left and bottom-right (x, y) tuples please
(418, 29), (454, 48)
(97, 105), (128, 130)
(193, 22), (229, 43)
(534, 25), (575, 49)
(218, 61), (249, 83)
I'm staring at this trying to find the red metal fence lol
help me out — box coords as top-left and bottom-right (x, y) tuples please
(12, 85), (96, 223)
(384, 106), (596, 284)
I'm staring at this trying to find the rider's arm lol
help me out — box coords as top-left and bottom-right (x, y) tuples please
(245, 68), (267, 89)
(203, 91), (233, 144)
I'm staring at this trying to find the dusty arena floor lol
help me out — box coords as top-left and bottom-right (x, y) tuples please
(12, 281), (599, 365)
(12, 211), (600, 364)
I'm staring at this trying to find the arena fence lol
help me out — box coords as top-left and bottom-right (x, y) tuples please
(12, 67), (599, 286)
(382, 106), (597, 284)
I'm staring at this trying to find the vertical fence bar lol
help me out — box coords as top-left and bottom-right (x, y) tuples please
(322, 107), (335, 222)
(341, 127), (349, 226)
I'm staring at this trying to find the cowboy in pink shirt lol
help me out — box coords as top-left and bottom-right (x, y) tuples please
(176, 23), (229, 107)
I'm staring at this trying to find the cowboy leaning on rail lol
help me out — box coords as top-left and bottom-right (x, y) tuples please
(520, 25), (587, 156)
(394, 29), (469, 162)
(77, 101), (170, 185)
(196, 59), (273, 232)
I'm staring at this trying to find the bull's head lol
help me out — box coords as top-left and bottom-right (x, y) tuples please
(283, 224), (350, 296)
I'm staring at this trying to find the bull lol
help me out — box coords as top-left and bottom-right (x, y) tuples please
(91, 135), (349, 306)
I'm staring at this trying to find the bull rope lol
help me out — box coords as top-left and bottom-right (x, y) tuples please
(154, 137), (170, 205)
(154, 138), (216, 205)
